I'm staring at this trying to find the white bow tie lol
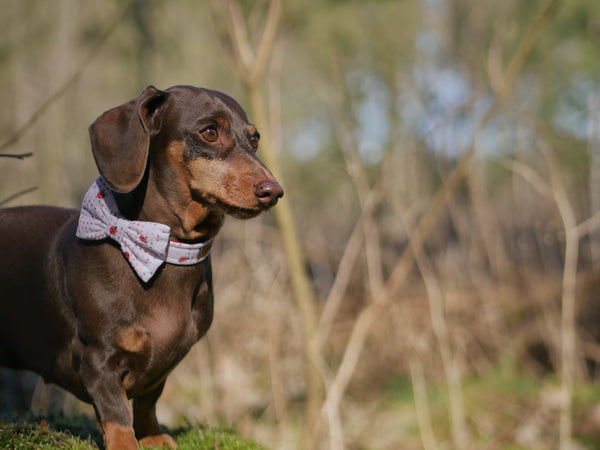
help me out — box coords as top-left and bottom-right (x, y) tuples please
(76, 177), (213, 282)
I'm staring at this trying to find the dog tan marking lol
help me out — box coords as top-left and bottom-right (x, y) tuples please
(115, 326), (150, 353)
(187, 157), (267, 212)
(164, 141), (219, 237)
(139, 434), (177, 448)
(103, 422), (138, 450)
(215, 116), (230, 129)
(165, 140), (186, 166)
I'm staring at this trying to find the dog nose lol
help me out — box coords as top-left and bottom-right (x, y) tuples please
(255, 180), (284, 206)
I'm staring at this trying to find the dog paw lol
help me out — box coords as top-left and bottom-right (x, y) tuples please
(103, 422), (139, 450)
(138, 433), (177, 448)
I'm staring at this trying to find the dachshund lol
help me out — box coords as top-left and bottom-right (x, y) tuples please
(0, 85), (283, 449)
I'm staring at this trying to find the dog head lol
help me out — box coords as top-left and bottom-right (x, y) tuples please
(88, 85), (283, 240)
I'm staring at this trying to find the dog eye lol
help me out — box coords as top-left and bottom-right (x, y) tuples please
(249, 132), (260, 149)
(200, 127), (218, 143)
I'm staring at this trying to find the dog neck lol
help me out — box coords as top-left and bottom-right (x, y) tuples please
(77, 177), (214, 282)
(113, 175), (224, 243)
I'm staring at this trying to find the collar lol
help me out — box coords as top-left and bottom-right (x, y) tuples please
(76, 177), (213, 282)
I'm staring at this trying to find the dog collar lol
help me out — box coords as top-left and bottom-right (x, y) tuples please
(76, 177), (213, 282)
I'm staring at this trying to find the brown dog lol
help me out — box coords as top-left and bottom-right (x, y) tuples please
(0, 85), (283, 449)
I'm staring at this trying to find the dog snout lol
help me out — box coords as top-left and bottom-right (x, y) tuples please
(255, 180), (284, 207)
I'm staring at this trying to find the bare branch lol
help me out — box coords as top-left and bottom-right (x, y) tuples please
(0, 0), (136, 153)
(249, 0), (282, 84)
(318, 188), (382, 342)
(409, 357), (439, 450)
(497, 0), (563, 100)
(214, 2), (323, 444)
(224, 0), (254, 74)
(0, 152), (33, 159)
(221, 0), (282, 86)
(0, 187), (37, 208)
(538, 138), (580, 450)
(496, 158), (553, 199)
(575, 210), (600, 236)
(404, 213), (469, 448)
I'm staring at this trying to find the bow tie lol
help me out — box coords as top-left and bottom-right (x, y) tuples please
(76, 177), (213, 282)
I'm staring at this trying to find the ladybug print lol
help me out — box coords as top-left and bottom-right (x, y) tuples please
(76, 177), (212, 282)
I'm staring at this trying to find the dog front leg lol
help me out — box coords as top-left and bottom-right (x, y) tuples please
(81, 352), (139, 450)
(133, 380), (176, 448)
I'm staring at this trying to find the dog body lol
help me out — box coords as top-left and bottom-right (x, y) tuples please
(0, 85), (282, 449)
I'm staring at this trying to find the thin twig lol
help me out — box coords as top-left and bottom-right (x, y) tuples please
(0, 0), (136, 153)
(409, 357), (439, 450)
(509, 138), (581, 449)
(575, 209), (600, 237)
(404, 211), (469, 448)
(538, 138), (579, 450)
(0, 186), (37, 208)
(317, 206), (366, 340)
(0, 152), (33, 159)
(224, 0), (254, 73)
(496, 158), (553, 199)
(318, 184), (382, 342)
(212, 2), (324, 446)
(249, 0), (281, 84)
(497, 0), (563, 99)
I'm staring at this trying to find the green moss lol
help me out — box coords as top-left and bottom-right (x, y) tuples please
(168, 425), (266, 450)
(0, 420), (98, 449)
(0, 411), (265, 450)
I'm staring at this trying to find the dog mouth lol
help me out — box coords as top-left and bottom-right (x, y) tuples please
(217, 198), (279, 219)
(223, 204), (263, 219)
(193, 192), (272, 219)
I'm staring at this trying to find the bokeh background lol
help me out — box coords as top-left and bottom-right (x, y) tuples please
(1, 0), (600, 449)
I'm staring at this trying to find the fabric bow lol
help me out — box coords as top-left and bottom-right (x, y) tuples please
(76, 177), (212, 282)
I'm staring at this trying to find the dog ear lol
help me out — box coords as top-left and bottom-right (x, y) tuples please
(89, 85), (166, 193)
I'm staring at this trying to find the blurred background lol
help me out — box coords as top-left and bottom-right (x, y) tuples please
(1, 0), (600, 448)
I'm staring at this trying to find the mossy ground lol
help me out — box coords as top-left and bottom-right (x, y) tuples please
(0, 411), (264, 449)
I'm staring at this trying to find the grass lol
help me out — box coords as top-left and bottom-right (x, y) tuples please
(0, 420), (97, 449)
(172, 425), (266, 450)
(0, 411), (265, 449)
(3, 363), (600, 449)
(369, 362), (600, 449)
